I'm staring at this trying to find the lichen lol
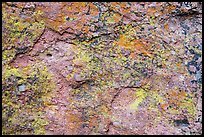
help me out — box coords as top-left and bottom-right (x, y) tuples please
(2, 63), (55, 135)
(129, 88), (147, 110)
(2, 2), (45, 66)
(2, 2), (202, 135)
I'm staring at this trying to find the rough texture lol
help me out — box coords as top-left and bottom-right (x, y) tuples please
(2, 2), (202, 135)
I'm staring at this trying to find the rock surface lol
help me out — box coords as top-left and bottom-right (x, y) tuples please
(2, 2), (202, 135)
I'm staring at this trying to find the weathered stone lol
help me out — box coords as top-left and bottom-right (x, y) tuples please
(18, 84), (26, 92)
(112, 121), (120, 127)
(74, 73), (84, 82)
(74, 60), (84, 67)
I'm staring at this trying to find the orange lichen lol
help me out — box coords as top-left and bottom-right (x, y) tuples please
(89, 3), (99, 17)
(166, 5), (176, 11)
(164, 23), (169, 31)
(120, 3), (130, 13)
(176, 63), (182, 69)
(161, 103), (168, 111)
(67, 110), (82, 131)
(170, 90), (177, 97)
(166, 89), (190, 110)
(113, 13), (122, 23)
(109, 2), (131, 15)
(147, 7), (157, 16)
(163, 4), (176, 14)
(117, 34), (152, 57)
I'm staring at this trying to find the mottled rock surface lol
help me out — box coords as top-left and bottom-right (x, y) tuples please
(2, 2), (202, 135)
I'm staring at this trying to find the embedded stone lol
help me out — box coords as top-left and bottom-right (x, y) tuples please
(74, 73), (85, 82)
(18, 84), (26, 92)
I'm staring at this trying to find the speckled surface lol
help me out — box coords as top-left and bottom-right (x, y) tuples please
(2, 2), (202, 135)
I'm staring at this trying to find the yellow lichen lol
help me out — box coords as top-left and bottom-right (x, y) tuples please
(2, 63), (55, 135)
(129, 88), (147, 110)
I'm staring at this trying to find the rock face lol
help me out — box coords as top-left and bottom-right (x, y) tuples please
(2, 2), (202, 135)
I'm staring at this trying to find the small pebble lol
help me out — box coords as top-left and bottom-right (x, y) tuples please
(74, 73), (84, 82)
(18, 84), (26, 92)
